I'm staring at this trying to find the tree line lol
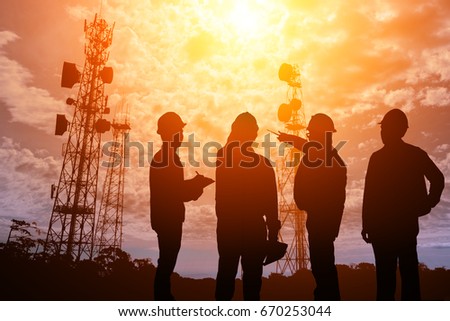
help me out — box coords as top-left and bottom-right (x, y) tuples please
(1, 219), (449, 300)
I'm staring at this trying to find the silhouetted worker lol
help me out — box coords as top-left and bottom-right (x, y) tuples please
(215, 112), (281, 300)
(279, 113), (346, 300)
(150, 112), (213, 300)
(362, 108), (444, 300)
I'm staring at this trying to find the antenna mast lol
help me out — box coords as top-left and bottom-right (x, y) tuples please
(44, 14), (114, 260)
(94, 99), (131, 256)
(275, 63), (310, 274)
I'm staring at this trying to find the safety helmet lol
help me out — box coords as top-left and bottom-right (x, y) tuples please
(231, 112), (258, 133)
(263, 241), (288, 266)
(379, 108), (409, 130)
(307, 113), (336, 133)
(157, 112), (186, 135)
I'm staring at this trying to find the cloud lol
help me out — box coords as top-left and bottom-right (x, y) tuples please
(344, 179), (364, 212)
(435, 152), (450, 177)
(422, 243), (450, 250)
(407, 47), (450, 84)
(435, 144), (450, 153)
(0, 136), (59, 239)
(65, 4), (92, 20)
(0, 30), (19, 47)
(420, 87), (450, 107)
(384, 87), (415, 108)
(183, 204), (217, 240)
(184, 31), (220, 62)
(0, 31), (66, 134)
(357, 138), (378, 151)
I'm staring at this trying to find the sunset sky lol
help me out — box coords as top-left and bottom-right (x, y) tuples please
(0, 0), (449, 277)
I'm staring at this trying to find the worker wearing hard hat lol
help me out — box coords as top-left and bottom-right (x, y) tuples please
(278, 113), (346, 300)
(362, 108), (444, 300)
(215, 112), (282, 300)
(150, 111), (213, 300)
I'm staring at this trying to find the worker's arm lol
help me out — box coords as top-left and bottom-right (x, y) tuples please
(422, 151), (445, 208)
(277, 132), (308, 151)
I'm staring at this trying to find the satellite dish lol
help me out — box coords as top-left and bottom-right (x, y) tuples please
(278, 103), (292, 122)
(95, 119), (111, 133)
(290, 98), (302, 111)
(100, 66), (113, 84)
(278, 63), (293, 82)
(66, 98), (76, 105)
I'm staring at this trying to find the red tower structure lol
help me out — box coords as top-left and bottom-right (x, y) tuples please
(94, 99), (130, 256)
(275, 63), (310, 274)
(44, 14), (114, 260)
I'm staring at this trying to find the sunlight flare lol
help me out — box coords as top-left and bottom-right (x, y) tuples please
(227, 1), (262, 35)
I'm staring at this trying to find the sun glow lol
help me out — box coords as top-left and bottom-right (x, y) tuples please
(227, 2), (262, 35)
(187, 0), (284, 59)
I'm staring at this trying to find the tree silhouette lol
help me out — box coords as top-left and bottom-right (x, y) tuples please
(0, 219), (448, 300)
(94, 247), (133, 275)
(3, 219), (40, 259)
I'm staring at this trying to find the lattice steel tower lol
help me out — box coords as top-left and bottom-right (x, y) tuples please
(275, 63), (310, 274)
(44, 14), (114, 260)
(94, 99), (130, 256)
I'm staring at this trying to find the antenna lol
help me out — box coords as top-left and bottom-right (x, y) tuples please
(99, 0), (103, 16)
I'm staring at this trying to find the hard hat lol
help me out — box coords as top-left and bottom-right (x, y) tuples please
(231, 112), (258, 132)
(307, 113), (336, 133)
(379, 108), (409, 129)
(157, 112), (186, 135)
(263, 241), (288, 266)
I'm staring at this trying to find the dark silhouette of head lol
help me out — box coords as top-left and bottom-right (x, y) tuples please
(379, 109), (408, 145)
(157, 111), (186, 147)
(307, 113), (336, 145)
(227, 112), (259, 144)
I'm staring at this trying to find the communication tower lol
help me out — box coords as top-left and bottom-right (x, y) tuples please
(94, 99), (130, 256)
(275, 63), (310, 274)
(44, 14), (114, 260)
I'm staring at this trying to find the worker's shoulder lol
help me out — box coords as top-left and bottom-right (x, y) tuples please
(371, 141), (428, 161)
(391, 142), (427, 156)
(402, 142), (428, 156)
